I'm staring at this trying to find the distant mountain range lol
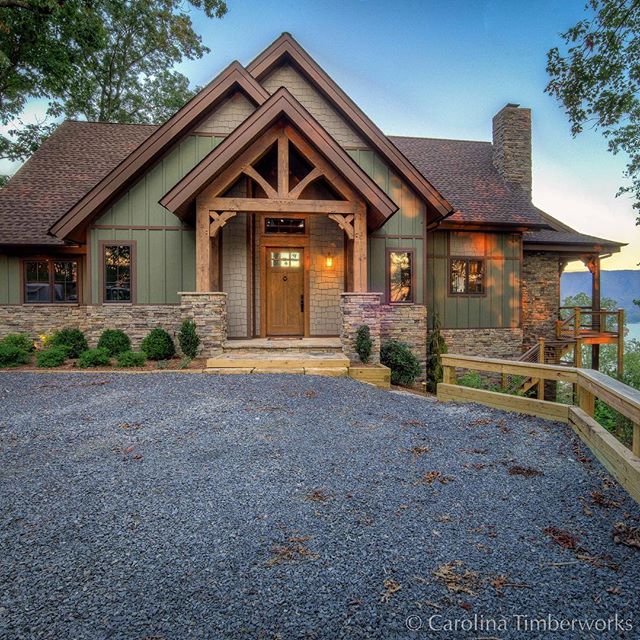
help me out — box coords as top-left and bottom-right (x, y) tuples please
(561, 270), (640, 323)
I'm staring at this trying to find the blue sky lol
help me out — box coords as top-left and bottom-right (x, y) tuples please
(4, 0), (639, 270)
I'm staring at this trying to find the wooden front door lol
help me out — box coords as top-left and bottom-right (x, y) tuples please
(266, 248), (304, 336)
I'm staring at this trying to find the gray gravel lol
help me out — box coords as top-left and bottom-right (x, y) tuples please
(0, 372), (638, 639)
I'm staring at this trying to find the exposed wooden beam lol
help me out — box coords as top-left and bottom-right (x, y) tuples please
(328, 213), (354, 240)
(196, 200), (212, 291)
(242, 165), (278, 199)
(289, 167), (323, 200)
(277, 129), (289, 196)
(209, 211), (237, 237)
(203, 197), (361, 214)
(353, 203), (367, 292)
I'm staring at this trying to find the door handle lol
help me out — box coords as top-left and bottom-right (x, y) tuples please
(300, 294), (304, 312)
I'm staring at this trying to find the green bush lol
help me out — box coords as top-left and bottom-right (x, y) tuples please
(178, 319), (200, 358)
(36, 346), (68, 368)
(77, 348), (111, 368)
(381, 340), (422, 387)
(0, 343), (30, 368)
(50, 328), (88, 358)
(426, 312), (447, 393)
(97, 329), (131, 356)
(355, 325), (373, 364)
(141, 327), (175, 360)
(116, 350), (146, 368)
(1, 333), (34, 353)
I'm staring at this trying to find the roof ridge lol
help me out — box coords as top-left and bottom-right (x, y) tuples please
(63, 119), (161, 127)
(389, 134), (490, 144)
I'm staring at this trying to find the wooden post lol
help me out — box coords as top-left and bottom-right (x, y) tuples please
(577, 384), (595, 417)
(277, 130), (289, 196)
(443, 365), (456, 385)
(352, 203), (367, 292)
(589, 255), (601, 370)
(633, 423), (640, 459)
(575, 337), (583, 368)
(617, 308), (625, 379)
(196, 201), (213, 292)
(574, 307), (581, 339)
(537, 337), (545, 400)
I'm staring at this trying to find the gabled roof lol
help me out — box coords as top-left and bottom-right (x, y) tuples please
(0, 121), (157, 245)
(48, 62), (269, 242)
(247, 33), (454, 224)
(160, 88), (398, 229)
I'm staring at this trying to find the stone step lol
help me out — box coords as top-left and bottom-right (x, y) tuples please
(206, 353), (350, 369)
(222, 337), (342, 356)
(205, 366), (349, 377)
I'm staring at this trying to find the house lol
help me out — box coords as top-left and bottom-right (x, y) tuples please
(0, 33), (624, 373)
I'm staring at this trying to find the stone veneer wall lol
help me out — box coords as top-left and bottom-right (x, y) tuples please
(439, 328), (524, 359)
(309, 216), (344, 335)
(521, 252), (561, 348)
(379, 304), (427, 373)
(340, 293), (382, 365)
(0, 292), (227, 357)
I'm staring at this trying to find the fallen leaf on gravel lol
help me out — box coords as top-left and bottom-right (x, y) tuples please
(420, 471), (454, 486)
(612, 522), (640, 549)
(119, 422), (143, 430)
(459, 601), (472, 610)
(132, 454), (143, 461)
(575, 553), (619, 571)
(606, 587), (620, 595)
(507, 465), (543, 478)
(591, 492), (621, 509)
(489, 575), (531, 594)
(380, 578), (402, 603)
(410, 445), (431, 458)
(306, 489), (332, 503)
(543, 527), (580, 550)
(403, 419), (425, 427)
(266, 536), (318, 567)
(433, 561), (479, 595)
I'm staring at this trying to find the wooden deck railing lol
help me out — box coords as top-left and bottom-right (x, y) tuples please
(438, 354), (640, 503)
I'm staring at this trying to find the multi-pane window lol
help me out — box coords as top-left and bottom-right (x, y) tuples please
(24, 260), (78, 303)
(388, 250), (413, 303)
(449, 258), (485, 295)
(270, 250), (301, 268)
(265, 217), (306, 234)
(104, 244), (132, 302)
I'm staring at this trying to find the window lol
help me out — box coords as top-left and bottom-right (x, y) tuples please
(388, 250), (414, 303)
(449, 258), (485, 295)
(265, 217), (305, 234)
(24, 260), (78, 303)
(103, 244), (133, 302)
(270, 250), (301, 268)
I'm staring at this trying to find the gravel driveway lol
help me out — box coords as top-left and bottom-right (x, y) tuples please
(1, 373), (638, 639)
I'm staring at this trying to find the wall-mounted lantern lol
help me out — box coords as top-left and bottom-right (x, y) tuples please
(325, 252), (334, 269)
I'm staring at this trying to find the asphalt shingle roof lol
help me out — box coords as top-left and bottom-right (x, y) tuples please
(0, 121), (157, 245)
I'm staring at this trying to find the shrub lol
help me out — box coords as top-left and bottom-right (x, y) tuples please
(36, 346), (68, 368)
(1, 333), (34, 353)
(97, 329), (131, 356)
(116, 350), (146, 368)
(0, 344), (30, 368)
(426, 311), (447, 393)
(50, 328), (88, 358)
(141, 327), (175, 360)
(77, 348), (111, 368)
(355, 325), (373, 364)
(381, 339), (422, 387)
(178, 319), (200, 358)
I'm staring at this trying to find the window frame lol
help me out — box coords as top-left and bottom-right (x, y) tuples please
(448, 257), (486, 296)
(22, 257), (80, 305)
(386, 247), (416, 304)
(100, 240), (137, 304)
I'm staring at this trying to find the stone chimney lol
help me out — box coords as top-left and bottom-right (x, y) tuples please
(492, 103), (532, 199)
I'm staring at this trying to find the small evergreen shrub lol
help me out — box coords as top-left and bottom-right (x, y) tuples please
(77, 348), (111, 368)
(116, 350), (146, 368)
(381, 339), (421, 387)
(1, 333), (34, 353)
(355, 325), (373, 364)
(0, 344), (30, 368)
(97, 329), (131, 356)
(141, 327), (175, 360)
(36, 346), (68, 368)
(178, 319), (200, 358)
(50, 328), (88, 358)
(426, 311), (447, 393)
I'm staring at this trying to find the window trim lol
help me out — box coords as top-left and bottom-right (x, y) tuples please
(386, 247), (416, 304)
(100, 240), (137, 304)
(21, 257), (81, 305)
(448, 257), (487, 297)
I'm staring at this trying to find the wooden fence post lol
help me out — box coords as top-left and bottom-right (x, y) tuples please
(617, 309), (625, 379)
(537, 337), (545, 400)
(633, 423), (640, 459)
(577, 383), (595, 417)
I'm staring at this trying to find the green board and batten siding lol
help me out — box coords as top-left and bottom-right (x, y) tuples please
(348, 148), (426, 304)
(0, 255), (21, 304)
(89, 135), (223, 304)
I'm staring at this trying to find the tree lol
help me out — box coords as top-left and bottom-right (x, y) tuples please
(426, 311), (447, 393)
(1, 0), (227, 181)
(546, 0), (640, 222)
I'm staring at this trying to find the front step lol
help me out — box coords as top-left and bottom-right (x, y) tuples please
(206, 353), (349, 369)
(222, 337), (342, 355)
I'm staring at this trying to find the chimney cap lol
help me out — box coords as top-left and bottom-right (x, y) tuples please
(505, 103), (520, 108)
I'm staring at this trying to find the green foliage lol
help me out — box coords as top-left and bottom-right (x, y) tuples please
(141, 327), (175, 360)
(0, 343), (30, 368)
(178, 319), (200, 358)
(77, 348), (111, 368)
(36, 346), (68, 368)
(50, 328), (88, 358)
(426, 311), (447, 393)
(0, 333), (34, 352)
(355, 325), (373, 364)
(178, 356), (192, 369)
(116, 350), (147, 367)
(381, 340), (421, 387)
(97, 329), (131, 356)
(546, 0), (640, 219)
